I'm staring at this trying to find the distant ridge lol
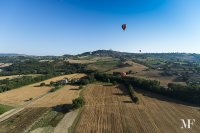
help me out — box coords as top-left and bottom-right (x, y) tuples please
(78, 50), (131, 57)
(78, 49), (200, 56)
(0, 53), (25, 56)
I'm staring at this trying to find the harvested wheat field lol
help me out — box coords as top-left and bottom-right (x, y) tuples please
(67, 59), (96, 64)
(0, 73), (86, 106)
(28, 85), (80, 107)
(75, 84), (200, 133)
(124, 60), (148, 71)
(67, 57), (113, 64)
(0, 85), (51, 106)
(38, 73), (86, 85)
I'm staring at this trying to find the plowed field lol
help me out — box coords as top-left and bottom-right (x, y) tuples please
(0, 107), (49, 133)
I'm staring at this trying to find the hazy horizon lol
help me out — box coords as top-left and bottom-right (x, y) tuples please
(1, 0), (200, 56)
(1, 49), (200, 57)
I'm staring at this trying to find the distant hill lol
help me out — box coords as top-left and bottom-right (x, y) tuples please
(78, 50), (131, 57)
(0, 53), (25, 56)
(62, 54), (74, 58)
(78, 50), (200, 62)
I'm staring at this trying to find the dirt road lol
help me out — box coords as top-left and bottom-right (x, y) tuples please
(53, 109), (79, 133)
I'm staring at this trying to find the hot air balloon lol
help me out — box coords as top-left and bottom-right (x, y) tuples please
(122, 24), (126, 31)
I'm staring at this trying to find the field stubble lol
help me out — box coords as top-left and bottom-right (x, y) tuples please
(75, 84), (200, 133)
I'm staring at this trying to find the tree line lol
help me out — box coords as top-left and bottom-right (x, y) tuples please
(90, 72), (200, 105)
(0, 60), (85, 76)
(0, 61), (86, 93)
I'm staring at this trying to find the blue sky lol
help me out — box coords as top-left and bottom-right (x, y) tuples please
(0, 0), (200, 55)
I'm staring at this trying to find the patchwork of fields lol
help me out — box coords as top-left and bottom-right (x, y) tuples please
(68, 57), (188, 86)
(0, 74), (86, 133)
(108, 60), (148, 74)
(130, 70), (186, 87)
(0, 73), (85, 106)
(67, 56), (113, 64)
(0, 71), (199, 133)
(107, 60), (186, 87)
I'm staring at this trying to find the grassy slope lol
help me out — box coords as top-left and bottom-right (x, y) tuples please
(87, 59), (120, 72)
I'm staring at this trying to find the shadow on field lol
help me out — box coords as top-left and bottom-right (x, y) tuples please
(52, 104), (72, 114)
(69, 88), (79, 90)
(33, 85), (40, 87)
(24, 98), (33, 102)
(110, 84), (198, 107)
(103, 84), (113, 86)
(113, 93), (127, 96)
(123, 101), (132, 103)
(137, 89), (200, 108)
(112, 85), (130, 97)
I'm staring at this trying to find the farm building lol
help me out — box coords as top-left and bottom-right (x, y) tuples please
(69, 78), (80, 83)
(57, 78), (81, 85)
(58, 79), (68, 84)
(120, 72), (127, 77)
(113, 72), (127, 77)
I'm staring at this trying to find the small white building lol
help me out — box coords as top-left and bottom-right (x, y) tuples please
(59, 79), (68, 84)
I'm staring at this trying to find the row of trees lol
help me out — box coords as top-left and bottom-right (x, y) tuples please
(0, 62), (87, 93)
(127, 84), (139, 104)
(92, 72), (200, 105)
(73, 75), (96, 85)
(167, 83), (200, 104)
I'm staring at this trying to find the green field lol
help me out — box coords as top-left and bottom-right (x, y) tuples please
(0, 104), (13, 115)
(87, 59), (120, 72)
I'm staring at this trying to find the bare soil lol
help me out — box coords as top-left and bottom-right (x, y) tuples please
(0, 63), (12, 68)
(0, 75), (21, 80)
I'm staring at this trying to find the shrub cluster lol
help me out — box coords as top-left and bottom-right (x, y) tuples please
(72, 97), (85, 109)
